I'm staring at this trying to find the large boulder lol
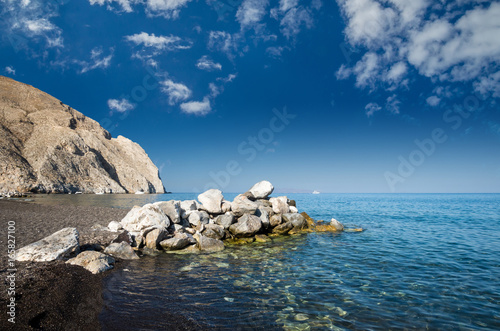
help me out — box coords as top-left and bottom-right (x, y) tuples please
(198, 189), (223, 214)
(154, 200), (181, 224)
(194, 233), (225, 252)
(229, 214), (262, 237)
(202, 223), (226, 240)
(232, 194), (259, 217)
(329, 218), (344, 231)
(144, 227), (168, 249)
(120, 203), (171, 235)
(180, 200), (198, 218)
(215, 213), (235, 230)
(15, 228), (79, 262)
(187, 210), (210, 229)
(248, 180), (274, 199)
(104, 242), (139, 260)
(66, 251), (115, 274)
(270, 196), (289, 214)
(282, 213), (307, 230)
(160, 233), (194, 251)
(255, 207), (271, 229)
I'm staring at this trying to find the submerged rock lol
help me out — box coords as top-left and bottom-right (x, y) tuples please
(248, 180), (274, 199)
(15, 228), (79, 262)
(193, 233), (225, 252)
(255, 234), (272, 243)
(66, 251), (115, 274)
(272, 221), (293, 235)
(104, 242), (139, 260)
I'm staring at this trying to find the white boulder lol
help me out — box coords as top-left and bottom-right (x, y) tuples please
(15, 228), (80, 262)
(66, 251), (115, 274)
(120, 203), (170, 235)
(248, 180), (274, 199)
(198, 189), (223, 214)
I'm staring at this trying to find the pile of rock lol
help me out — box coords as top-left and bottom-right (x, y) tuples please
(15, 181), (346, 274)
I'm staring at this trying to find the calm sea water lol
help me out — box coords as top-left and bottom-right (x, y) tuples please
(30, 193), (500, 330)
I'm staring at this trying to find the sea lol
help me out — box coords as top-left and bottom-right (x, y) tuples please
(27, 193), (500, 330)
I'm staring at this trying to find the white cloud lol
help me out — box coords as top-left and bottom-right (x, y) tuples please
(426, 95), (441, 107)
(89, 0), (137, 13)
(337, 1), (500, 95)
(236, 0), (269, 29)
(208, 31), (238, 58)
(217, 73), (237, 83)
(78, 47), (114, 74)
(386, 94), (400, 114)
(161, 79), (192, 105)
(5, 66), (16, 75)
(196, 55), (222, 71)
(365, 102), (381, 117)
(1, 0), (64, 49)
(145, 0), (191, 18)
(108, 98), (135, 112)
(125, 32), (191, 50)
(180, 97), (211, 116)
(280, 6), (314, 39)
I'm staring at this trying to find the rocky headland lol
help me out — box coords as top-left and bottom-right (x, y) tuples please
(0, 76), (164, 195)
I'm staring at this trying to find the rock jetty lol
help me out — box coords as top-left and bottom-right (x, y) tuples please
(0, 76), (164, 195)
(14, 181), (350, 274)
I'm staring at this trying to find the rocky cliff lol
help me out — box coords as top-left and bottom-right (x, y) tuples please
(0, 76), (165, 194)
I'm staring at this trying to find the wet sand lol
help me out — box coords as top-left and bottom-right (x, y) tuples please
(0, 199), (204, 330)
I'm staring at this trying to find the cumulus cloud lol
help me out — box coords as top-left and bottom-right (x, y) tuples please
(89, 0), (137, 13)
(236, 0), (269, 29)
(108, 98), (135, 112)
(77, 47), (114, 74)
(270, 0), (318, 39)
(180, 97), (211, 116)
(336, 1), (500, 95)
(4, 66), (16, 75)
(161, 79), (192, 105)
(196, 55), (222, 71)
(125, 32), (191, 50)
(426, 96), (441, 107)
(385, 94), (400, 114)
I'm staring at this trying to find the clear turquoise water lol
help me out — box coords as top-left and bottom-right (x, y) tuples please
(31, 193), (500, 329)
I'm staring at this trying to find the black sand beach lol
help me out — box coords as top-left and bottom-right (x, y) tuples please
(0, 200), (204, 330)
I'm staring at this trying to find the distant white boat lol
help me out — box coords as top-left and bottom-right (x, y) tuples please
(135, 190), (145, 195)
(95, 191), (104, 195)
(312, 190), (320, 194)
(75, 191), (83, 194)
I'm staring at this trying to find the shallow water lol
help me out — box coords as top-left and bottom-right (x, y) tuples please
(31, 193), (500, 329)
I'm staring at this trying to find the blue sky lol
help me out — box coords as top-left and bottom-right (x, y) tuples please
(1, 0), (500, 193)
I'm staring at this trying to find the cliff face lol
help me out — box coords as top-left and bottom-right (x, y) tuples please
(0, 76), (165, 194)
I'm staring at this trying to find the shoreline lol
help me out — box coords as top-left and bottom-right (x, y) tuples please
(0, 200), (203, 330)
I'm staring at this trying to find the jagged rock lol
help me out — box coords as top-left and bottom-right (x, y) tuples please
(270, 214), (282, 227)
(248, 180), (274, 199)
(255, 234), (272, 243)
(180, 200), (198, 218)
(288, 200), (296, 207)
(283, 213), (307, 230)
(112, 231), (133, 245)
(255, 199), (273, 208)
(272, 222), (293, 235)
(0, 76), (165, 194)
(187, 210), (210, 228)
(159, 233), (194, 251)
(300, 212), (315, 228)
(108, 221), (123, 232)
(198, 189), (223, 214)
(289, 206), (299, 213)
(120, 203), (170, 235)
(202, 223), (226, 240)
(15, 228), (79, 262)
(232, 194), (259, 217)
(329, 218), (344, 231)
(104, 242), (139, 260)
(229, 214), (262, 238)
(193, 233), (225, 252)
(154, 200), (181, 224)
(141, 246), (162, 256)
(66, 251), (114, 274)
(221, 200), (232, 213)
(255, 207), (271, 229)
(270, 196), (290, 214)
(241, 191), (256, 201)
(215, 213), (235, 229)
(144, 228), (167, 249)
